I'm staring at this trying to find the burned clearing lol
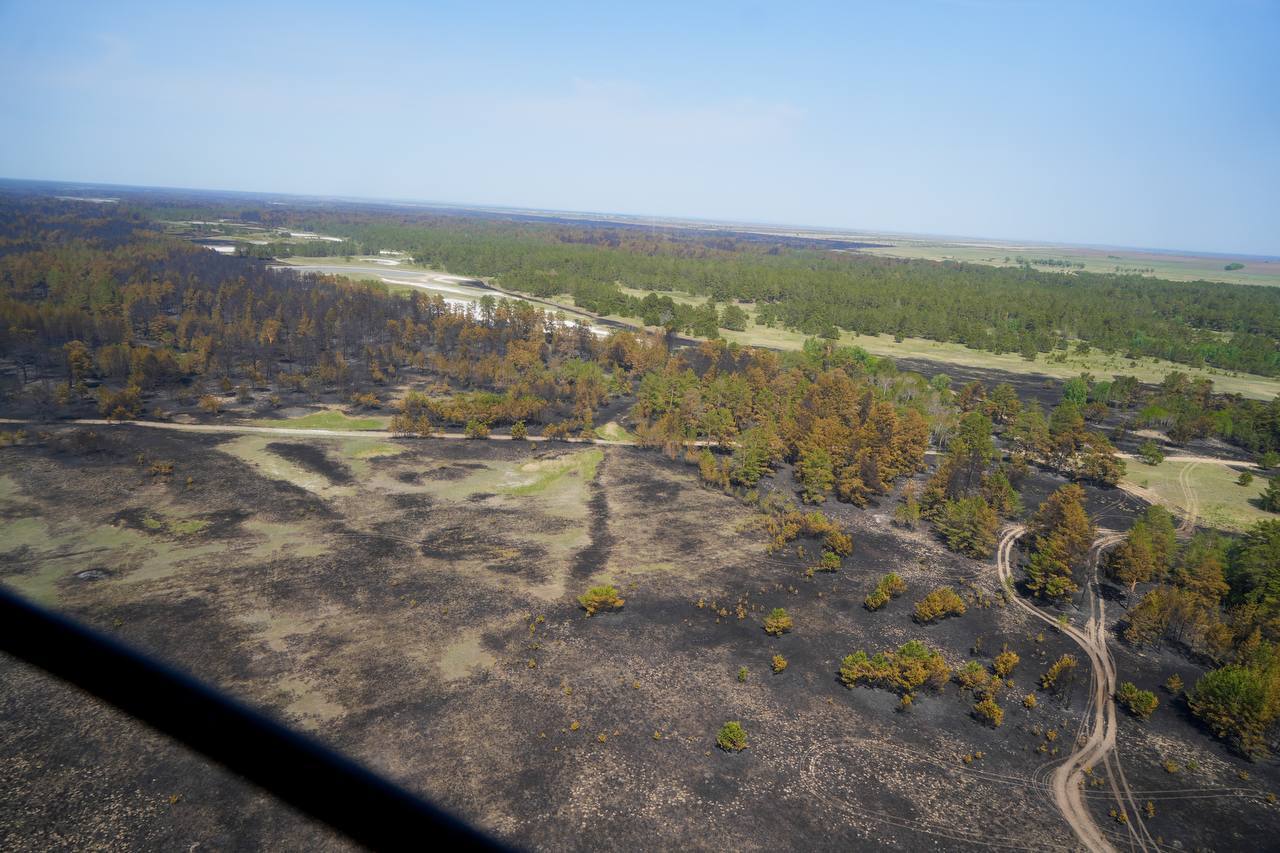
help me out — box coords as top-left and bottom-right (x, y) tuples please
(3, 427), (1278, 851)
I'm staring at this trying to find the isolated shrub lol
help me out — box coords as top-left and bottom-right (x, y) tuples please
(464, 418), (491, 439)
(914, 587), (967, 623)
(864, 572), (907, 611)
(993, 649), (1021, 678)
(896, 489), (926, 527)
(772, 654), (788, 673)
(1165, 673), (1184, 694)
(813, 550), (841, 572)
(894, 485), (922, 529)
(1238, 471), (1253, 487)
(737, 666), (748, 683)
(1023, 693), (1038, 709)
(1040, 654), (1079, 691)
(578, 585), (624, 616)
(973, 697), (1004, 727)
(716, 721), (748, 752)
(840, 640), (950, 695)
(763, 607), (793, 636)
(824, 529), (854, 557)
(1115, 682), (1159, 720)
(510, 420), (529, 441)
(197, 394), (222, 415)
(955, 660), (992, 693)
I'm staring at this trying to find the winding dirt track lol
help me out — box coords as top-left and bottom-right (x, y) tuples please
(1176, 461), (1200, 536)
(996, 526), (1156, 852)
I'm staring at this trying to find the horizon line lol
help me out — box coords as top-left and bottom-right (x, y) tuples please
(3, 174), (1276, 263)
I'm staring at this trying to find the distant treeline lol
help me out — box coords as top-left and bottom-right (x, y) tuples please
(120, 195), (1280, 377)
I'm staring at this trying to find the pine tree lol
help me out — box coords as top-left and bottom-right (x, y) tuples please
(797, 445), (835, 504)
(1026, 485), (1094, 600)
(1262, 477), (1280, 513)
(935, 496), (999, 558)
(1110, 522), (1156, 597)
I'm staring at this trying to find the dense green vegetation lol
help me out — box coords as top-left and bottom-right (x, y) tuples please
(136, 197), (1280, 376)
(1122, 371), (1280, 454)
(1110, 509), (1280, 756)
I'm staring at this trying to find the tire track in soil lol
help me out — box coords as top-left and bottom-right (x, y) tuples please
(1176, 461), (1199, 537)
(995, 526), (1154, 853)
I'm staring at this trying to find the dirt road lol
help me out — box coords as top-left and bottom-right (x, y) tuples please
(996, 526), (1156, 852)
(1175, 461), (1200, 535)
(0, 417), (642, 445)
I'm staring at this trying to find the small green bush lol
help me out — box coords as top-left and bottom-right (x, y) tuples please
(578, 585), (624, 616)
(955, 660), (992, 693)
(716, 721), (748, 751)
(1040, 654), (1078, 691)
(825, 529), (854, 557)
(913, 586), (967, 623)
(974, 697), (1004, 727)
(864, 572), (907, 611)
(1116, 682), (1159, 720)
(993, 649), (1020, 678)
(763, 607), (793, 636)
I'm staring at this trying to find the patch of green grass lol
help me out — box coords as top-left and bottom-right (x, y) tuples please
(505, 449), (604, 496)
(167, 518), (210, 536)
(253, 411), (389, 431)
(350, 442), (402, 458)
(218, 435), (356, 496)
(1120, 459), (1270, 532)
(139, 513), (207, 535)
(595, 287), (1280, 400)
(854, 240), (1280, 288)
(595, 422), (638, 443)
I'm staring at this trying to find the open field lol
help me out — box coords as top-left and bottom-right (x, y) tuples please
(3, 427), (1278, 850)
(1120, 456), (1271, 533)
(252, 411), (389, 431)
(844, 237), (1280, 288)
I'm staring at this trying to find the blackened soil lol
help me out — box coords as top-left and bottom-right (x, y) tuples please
(2, 429), (1277, 853)
(266, 442), (354, 484)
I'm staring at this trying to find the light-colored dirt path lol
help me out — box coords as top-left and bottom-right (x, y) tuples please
(1176, 461), (1200, 536)
(996, 526), (1155, 852)
(0, 417), (641, 446)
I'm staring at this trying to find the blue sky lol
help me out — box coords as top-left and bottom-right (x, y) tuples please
(1, 1), (1276, 254)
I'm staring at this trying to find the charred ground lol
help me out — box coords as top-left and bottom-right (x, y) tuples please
(2, 427), (1278, 851)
